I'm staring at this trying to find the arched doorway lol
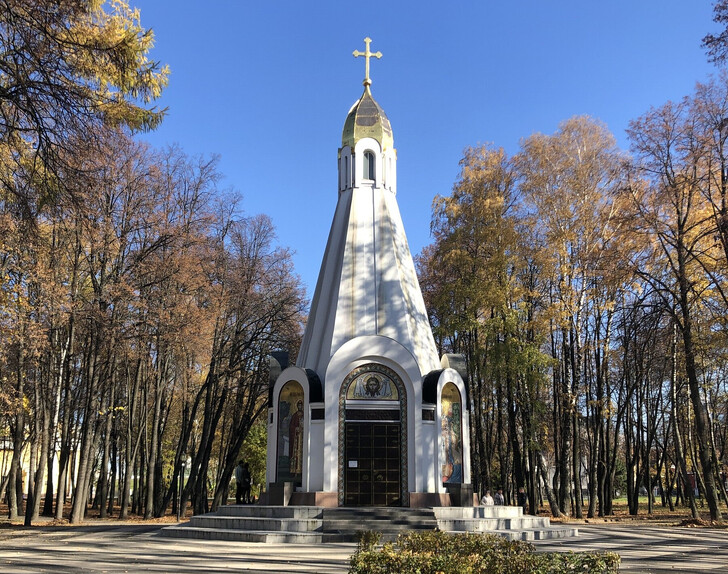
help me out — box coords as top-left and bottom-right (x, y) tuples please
(338, 364), (407, 506)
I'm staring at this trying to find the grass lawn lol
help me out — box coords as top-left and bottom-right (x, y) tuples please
(544, 495), (728, 527)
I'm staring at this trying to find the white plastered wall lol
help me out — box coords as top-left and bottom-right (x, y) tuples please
(339, 146), (352, 191)
(420, 404), (438, 493)
(383, 147), (396, 192)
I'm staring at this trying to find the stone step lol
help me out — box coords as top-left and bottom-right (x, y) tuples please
(214, 505), (437, 519)
(436, 516), (550, 532)
(159, 526), (349, 543)
(433, 506), (523, 519)
(215, 505), (322, 518)
(325, 507), (435, 515)
(322, 518), (437, 533)
(484, 526), (580, 541)
(321, 507), (437, 532)
(162, 523), (579, 544)
(160, 505), (579, 544)
(188, 515), (323, 532)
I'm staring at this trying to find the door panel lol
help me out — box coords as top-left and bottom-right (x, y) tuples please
(344, 422), (401, 506)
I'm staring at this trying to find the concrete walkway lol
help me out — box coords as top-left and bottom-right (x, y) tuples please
(532, 523), (728, 573)
(0, 522), (725, 573)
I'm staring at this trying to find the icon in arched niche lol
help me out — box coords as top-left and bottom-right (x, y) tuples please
(277, 380), (304, 483)
(347, 371), (399, 400)
(441, 382), (463, 483)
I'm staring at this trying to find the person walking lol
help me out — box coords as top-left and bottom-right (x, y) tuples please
(241, 462), (252, 504)
(480, 490), (494, 505)
(517, 486), (528, 514)
(494, 488), (504, 505)
(234, 460), (245, 504)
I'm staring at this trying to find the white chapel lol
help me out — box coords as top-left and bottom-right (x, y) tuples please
(266, 38), (472, 507)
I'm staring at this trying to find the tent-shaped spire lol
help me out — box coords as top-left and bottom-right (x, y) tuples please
(297, 40), (439, 381)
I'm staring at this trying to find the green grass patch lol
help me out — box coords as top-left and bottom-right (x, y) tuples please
(349, 531), (620, 574)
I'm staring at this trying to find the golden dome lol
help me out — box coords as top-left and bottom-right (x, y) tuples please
(341, 87), (393, 151)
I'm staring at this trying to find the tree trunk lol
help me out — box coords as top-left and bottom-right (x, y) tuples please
(107, 429), (118, 516)
(120, 359), (143, 520)
(98, 384), (115, 519)
(8, 344), (26, 520)
(70, 334), (102, 523)
(536, 450), (562, 518)
(670, 324), (699, 519)
(572, 410), (583, 518)
(558, 330), (573, 515)
(25, 379), (51, 525)
(144, 350), (166, 519)
(676, 241), (723, 521)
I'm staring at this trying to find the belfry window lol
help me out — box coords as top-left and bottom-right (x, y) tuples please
(363, 151), (375, 180)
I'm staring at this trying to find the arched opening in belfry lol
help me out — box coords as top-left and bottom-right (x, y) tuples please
(363, 150), (375, 181)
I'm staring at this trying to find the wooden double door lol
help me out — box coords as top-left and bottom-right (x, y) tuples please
(344, 422), (401, 506)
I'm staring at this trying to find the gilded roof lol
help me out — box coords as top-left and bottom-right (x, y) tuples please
(341, 87), (393, 151)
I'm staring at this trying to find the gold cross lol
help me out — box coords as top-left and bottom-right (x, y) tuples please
(353, 37), (382, 87)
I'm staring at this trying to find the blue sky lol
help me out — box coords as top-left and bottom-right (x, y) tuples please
(133, 1), (717, 296)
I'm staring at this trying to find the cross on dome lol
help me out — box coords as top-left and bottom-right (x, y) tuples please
(353, 37), (382, 87)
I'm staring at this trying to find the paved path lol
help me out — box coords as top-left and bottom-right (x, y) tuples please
(533, 524), (728, 573)
(0, 524), (354, 573)
(0, 522), (725, 572)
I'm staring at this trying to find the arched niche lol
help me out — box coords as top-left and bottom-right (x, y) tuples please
(276, 380), (304, 485)
(440, 382), (463, 484)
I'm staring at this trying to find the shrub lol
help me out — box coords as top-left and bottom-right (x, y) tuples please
(349, 531), (620, 574)
(356, 530), (383, 552)
(530, 551), (621, 573)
